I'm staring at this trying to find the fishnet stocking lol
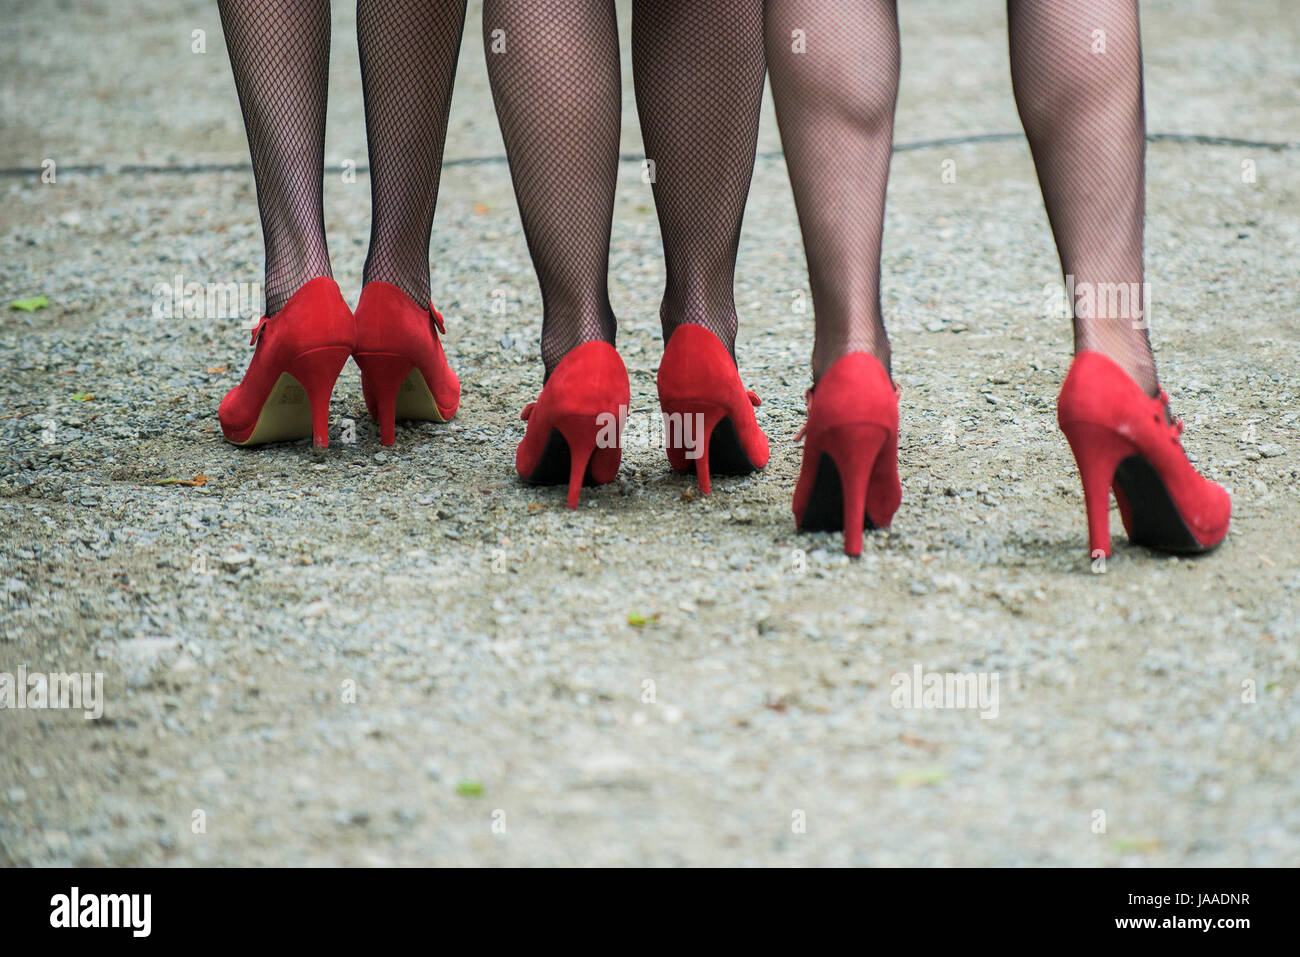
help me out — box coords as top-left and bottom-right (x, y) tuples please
(358, 0), (468, 307)
(1009, 0), (1158, 396)
(217, 0), (333, 317)
(763, 0), (900, 382)
(632, 0), (766, 356)
(482, 0), (621, 377)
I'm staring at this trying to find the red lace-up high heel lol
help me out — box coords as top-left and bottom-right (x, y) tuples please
(352, 281), (460, 446)
(1057, 350), (1230, 558)
(792, 351), (900, 557)
(218, 276), (355, 448)
(516, 341), (629, 509)
(656, 324), (769, 494)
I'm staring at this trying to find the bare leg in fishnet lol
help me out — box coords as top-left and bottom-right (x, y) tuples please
(217, 0), (333, 317)
(764, 0), (900, 382)
(1008, 0), (1158, 396)
(482, 0), (621, 378)
(632, 0), (766, 357)
(357, 0), (467, 307)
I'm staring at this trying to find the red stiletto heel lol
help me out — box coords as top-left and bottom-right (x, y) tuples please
(806, 423), (889, 558)
(1060, 421), (1133, 559)
(791, 352), (900, 557)
(353, 281), (460, 446)
(351, 353), (410, 447)
(516, 341), (629, 509)
(285, 346), (353, 448)
(655, 400), (729, 495)
(219, 277), (355, 448)
(656, 324), (769, 494)
(553, 415), (602, 510)
(1057, 350), (1230, 557)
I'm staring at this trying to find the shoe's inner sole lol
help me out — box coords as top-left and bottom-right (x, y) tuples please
(798, 452), (878, 533)
(525, 429), (595, 488)
(236, 372), (311, 446)
(1113, 455), (1212, 554)
(392, 368), (447, 424)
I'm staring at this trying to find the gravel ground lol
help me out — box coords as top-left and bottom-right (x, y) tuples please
(1, 1), (1297, 866)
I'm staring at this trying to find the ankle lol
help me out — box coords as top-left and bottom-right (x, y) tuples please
(362, 271), (430, 307)
(1073, 339), (1158, 398)
(541, 328), (617, 379)
(812, 339), (891, 384)
(659, 300), (738, 356)
(263, 264), (333, 317)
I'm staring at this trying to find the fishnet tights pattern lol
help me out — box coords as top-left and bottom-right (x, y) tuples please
(484, 0), (766, 375)
(358, 0), (467, 307)
(220, 1), (468, 315)
(766, 0), (1157, 393)
(218, 0), (333, 316)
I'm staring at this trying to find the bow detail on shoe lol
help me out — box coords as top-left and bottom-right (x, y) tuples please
(521, 401), (537, 422)
(1157, 389), (1185, 437)
(430, 305), (446, 336)
(793, 387), (815, 445)
(249, 315), (270, 346)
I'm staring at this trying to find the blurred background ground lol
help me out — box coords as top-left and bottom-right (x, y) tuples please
(0, 1), (1297, 865)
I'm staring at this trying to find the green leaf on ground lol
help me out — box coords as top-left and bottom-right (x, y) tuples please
(11, 295), (49, 311)
(894, 768), (947, 789)
(70, 393), (94, 402)
(627, 612), (660, 627)
(456, 780), (484, 798)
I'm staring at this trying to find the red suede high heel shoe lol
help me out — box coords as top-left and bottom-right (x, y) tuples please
(516, 341), (629, 509)
(656, 324), (769, 494)
(792, 351), (900, 557)
(218, 276), (355, 448)
(352, 281), (460, 446)
(1057, 350), (1230, 558)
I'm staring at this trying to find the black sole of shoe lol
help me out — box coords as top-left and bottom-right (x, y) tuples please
(681, 416), (760, 479)
(1114, 455), (1217, 554)
(797, 451), (878, 533)
(524, 428), (595, 488)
